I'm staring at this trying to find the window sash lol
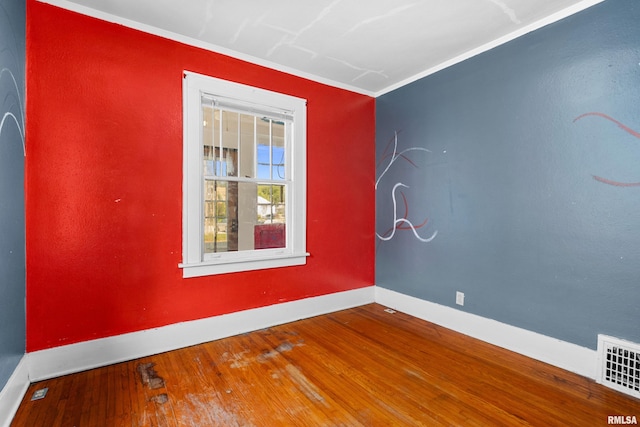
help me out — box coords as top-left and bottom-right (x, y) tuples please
(201, 93), (294, 122)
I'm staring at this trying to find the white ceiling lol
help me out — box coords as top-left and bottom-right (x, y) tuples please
(40, 0), (603, 96)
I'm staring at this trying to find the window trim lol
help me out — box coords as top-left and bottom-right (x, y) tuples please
(180, 71), (308, 278)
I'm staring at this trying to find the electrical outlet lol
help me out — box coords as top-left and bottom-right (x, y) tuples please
(456, 291), (465, 306)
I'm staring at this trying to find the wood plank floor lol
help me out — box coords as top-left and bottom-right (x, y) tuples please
(11, 304), (640, 426)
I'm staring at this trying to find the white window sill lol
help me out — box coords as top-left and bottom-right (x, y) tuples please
(179, 252), (310, 278)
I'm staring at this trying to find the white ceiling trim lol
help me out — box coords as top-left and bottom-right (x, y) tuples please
(37, 0), (605, 98)
(376, 0), (606, 97)
(36, 0), (376, 96)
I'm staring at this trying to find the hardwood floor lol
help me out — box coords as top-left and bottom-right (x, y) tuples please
(11, 304), (640, 426)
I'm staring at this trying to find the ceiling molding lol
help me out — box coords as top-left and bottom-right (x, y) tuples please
(37, 0), (605, 98)
(36, 0), (377, 96)
(374, 0), (606, 97)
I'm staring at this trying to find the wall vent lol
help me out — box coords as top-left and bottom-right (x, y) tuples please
(597, 335), (640, 399)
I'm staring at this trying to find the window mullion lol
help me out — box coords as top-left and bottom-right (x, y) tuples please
(218, 109), (223, 177)
(237, 112), (241, 179)
(269, 119), (273, 181)
(253, 116), (257, 179)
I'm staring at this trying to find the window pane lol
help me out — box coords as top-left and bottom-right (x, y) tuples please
(236, 182), (257, 251)
(257, 184), (286, 225)
(257, 117), (272, 179)
(256, 144), (270, 179)
(216, 183), (227, 200)
(239, 114), (255, 179)
(272, 185), (286, 225)
(257, 184), (271, 223)
(272, 121), (286, 181)
(255, 183), (286, 249)
(204, 180), (232, 254)
(272, 145), (286, 180)
(220, 111), (238, 177)
(256, 117), (271, 149)
(202, 103), (216, 176)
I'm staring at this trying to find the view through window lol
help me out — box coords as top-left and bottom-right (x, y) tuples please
(201, 102), (288, 254)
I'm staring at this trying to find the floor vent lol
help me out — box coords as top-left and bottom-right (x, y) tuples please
(597, 335), (640, 399)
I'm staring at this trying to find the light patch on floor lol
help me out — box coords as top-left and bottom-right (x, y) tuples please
(284, 364), (328, 407)
(178, 392), (253, 427)
(221, 350), (251, 369)
(257, 341), (299, 363)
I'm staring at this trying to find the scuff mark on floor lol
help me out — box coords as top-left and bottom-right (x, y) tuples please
(150, 393), (169, 404)
(258, 341), (292, 361)
(257, 340), (305, 363)
(404, 368), (425, 381)
(137, 362), (165, 390)
(222, 350), (251, 369)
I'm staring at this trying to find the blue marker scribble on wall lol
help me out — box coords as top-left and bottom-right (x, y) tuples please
(0, 0), (26, 392)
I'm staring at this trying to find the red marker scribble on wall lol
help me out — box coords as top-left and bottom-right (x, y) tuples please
(574, 112), (640, 187)
(377, 131), (420, 170)
(378, 189), (430, 240)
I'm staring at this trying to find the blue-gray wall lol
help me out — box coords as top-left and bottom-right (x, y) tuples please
(376, 0), (640, 349)
(0, 0), (26, 391)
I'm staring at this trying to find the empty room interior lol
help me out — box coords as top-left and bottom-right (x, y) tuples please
(1, 0), (640, 425)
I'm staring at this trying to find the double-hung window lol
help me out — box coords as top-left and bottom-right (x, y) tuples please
(181, 72), (308, 277)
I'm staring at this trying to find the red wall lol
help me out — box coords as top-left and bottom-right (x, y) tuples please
(25, 1), (375, 352)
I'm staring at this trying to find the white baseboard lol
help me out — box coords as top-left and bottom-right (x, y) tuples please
(375, 287), (597, 379)
(27, 287), (375, 382)
(0, 355), (30, 427)
(22, 285), (597, 395)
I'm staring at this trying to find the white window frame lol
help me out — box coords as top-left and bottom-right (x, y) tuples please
(180, 71), (308, 278)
